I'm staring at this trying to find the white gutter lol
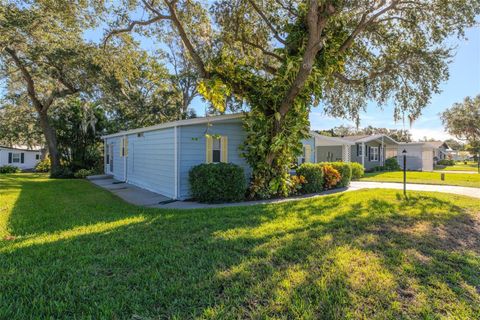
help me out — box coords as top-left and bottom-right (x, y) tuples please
(101, 113), (244, 139)
(174, 126), (178, 200)
(123, 134), (127, 182)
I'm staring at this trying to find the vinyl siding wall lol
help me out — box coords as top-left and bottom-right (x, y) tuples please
(397, 145), (424, 171)
(316, 146), (343, 162)
(178, 120), (250, 199)
(0, 148), (41, 169)
(350, 142), (386, 170)
(125, 128), (176, 198)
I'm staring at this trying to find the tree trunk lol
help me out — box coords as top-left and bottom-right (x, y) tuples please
(38, 111), (60, 172)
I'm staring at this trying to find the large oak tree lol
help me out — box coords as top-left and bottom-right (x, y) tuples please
(106, 1), (478, 197)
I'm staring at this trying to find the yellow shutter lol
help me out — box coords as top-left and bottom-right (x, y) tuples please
(221, 136), (228, 163)
(305, 145), (311, 163)
(205, 135), (213, 163)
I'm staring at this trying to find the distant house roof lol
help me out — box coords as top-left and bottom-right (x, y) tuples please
(0, 145), (43, 152)
(102, 113), (245, 139)
(341, 134), (399, 144)
(310, 132), (355, 145)
(424, 141), (449, 149)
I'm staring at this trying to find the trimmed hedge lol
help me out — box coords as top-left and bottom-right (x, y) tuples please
(189, 163), (246, 203)
(329, 162), (352, 187)
(437, 159), (455, 166)
(350, 162), (365, 180)
(296, 163), (324, 193)
(0, 165), (21, 174)
(385, 157), (401, 171)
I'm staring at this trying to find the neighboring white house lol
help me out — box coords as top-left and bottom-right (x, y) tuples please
(0, 145), (43, 170)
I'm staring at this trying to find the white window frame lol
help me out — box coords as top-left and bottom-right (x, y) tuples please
(358, 144), (363, 156)
(371, 147), (379, 161)
(212, 137), (222, 163)
(12, 153), (21, 163)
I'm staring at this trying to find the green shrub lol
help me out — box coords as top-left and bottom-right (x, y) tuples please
(0, 165), (21, 174)
(322, 165), (341, 190)
(350, 162), (364, 180)
(287, 175), (306, 196)
(296, 163), (324, 193)
(74, 169), (93, 179)
(34, 157), (51, 172)
(50, 167), (74, 179)
(373, 166), (385, 172)
(437, 159), (455, 166)
(329, 162), (352, 187)
(189, 163), (246, 203)
(384, 157), (401, 171)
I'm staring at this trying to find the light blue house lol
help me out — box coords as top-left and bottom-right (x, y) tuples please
(102, 114), (250, 200)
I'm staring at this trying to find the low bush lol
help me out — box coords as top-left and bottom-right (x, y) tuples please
(322, 164), (341, 190)
(74, 169), (93, 179)
(0, 165), (21, 174)
(296, 163), (324, 193)
(329, 162), (352, 187)
(288, 175), (306, 196)
(34, 157), (51, 172)
(437, 159), (455, 166)
(189, 163), (246, 203)
(385, 157), (401, 171)
(372, 166), (385, 172)
(50, 167), (74, 179)
(350, 162), (365, 180)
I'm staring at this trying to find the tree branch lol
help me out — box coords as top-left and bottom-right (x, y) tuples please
(104, 14), (170, 45)
(338, 0), (400, 54)
(246, 0), (287, 45)
(163, 0), (209, 78)
(4, 47), (44, 112)
(278, 1), (334, 117)
(240, 37), (284, 62)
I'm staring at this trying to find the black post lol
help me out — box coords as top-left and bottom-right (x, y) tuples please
(402, 149), (407, 197)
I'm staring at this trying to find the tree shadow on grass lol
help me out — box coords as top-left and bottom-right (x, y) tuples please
(1, 180), (479, 319)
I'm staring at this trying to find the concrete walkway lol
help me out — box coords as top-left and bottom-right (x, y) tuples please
(89, 175), (480, 210)
(433, 170), (478, 174)
(89, 177), (171, 206)
(349, 181), (480, 199)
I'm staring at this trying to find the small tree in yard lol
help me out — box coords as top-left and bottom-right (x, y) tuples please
(442, 95), (480, 173)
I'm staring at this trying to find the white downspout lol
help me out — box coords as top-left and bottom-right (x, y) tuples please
(361, 142), (365, 166)
(123, 134), (127, 182)
(174, 126), (178, 200)
(381, 136), (384, 165)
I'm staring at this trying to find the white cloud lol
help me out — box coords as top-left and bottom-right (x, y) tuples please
(409, 128), (454, 141)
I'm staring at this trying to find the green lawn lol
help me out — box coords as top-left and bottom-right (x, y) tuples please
(1, 174), (480, 319)
(435, 161), (479, 172)
(360, 171), (480, 188)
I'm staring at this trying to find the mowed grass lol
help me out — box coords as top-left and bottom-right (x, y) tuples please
(1, 174), (480, 319)
(435, 161), (479, 172)
(360, 171), (480, 188)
